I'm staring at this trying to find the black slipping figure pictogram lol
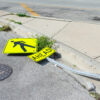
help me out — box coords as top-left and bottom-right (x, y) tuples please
(11, 41), (35, 52)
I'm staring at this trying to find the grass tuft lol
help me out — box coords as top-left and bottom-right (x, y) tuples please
(0, 25), (11, 31)
(90, 92), (100, 100)
(35, 35), (55, 51)
(16, 13), (31, 17)
(10, 20), (22, 25)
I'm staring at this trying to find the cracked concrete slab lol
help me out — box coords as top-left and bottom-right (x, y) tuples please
(23, 18), (68, 37)
(54, 21), (100, 62)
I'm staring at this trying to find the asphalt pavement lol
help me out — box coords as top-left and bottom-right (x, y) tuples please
(0, 31), (95, 100)
(1, 0), (100, 9)
(0, 1), (100, 23)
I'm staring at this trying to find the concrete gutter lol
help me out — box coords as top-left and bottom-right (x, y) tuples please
(56, 41), (100, 74)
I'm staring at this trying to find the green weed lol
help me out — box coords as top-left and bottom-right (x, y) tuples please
(73, 65), (77, 67)
(35, 35), (55, 51)
(10, 20), (22, 25)
(16, 13), (31, 17)
(90, 92), (100, 100)
(0, 25), (11, 31)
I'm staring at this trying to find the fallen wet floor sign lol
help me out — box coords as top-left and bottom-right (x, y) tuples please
(3, 38), (37, 54)
(28, 47), (55, 62)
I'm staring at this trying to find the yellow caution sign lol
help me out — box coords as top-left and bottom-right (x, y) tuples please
(28, 47), (55, 62)
(3, 38), (37, 54)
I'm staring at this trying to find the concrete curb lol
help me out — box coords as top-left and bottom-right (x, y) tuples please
(0, 18), (37, 37)
(32, 16), (72, 22)
(56, 42), (100, 74)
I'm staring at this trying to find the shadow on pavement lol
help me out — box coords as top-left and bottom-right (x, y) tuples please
(7, 53), (33, 56)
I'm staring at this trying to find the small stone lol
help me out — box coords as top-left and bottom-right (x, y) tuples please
(54, 64), (57, 67)
(86, 82), (95, 91)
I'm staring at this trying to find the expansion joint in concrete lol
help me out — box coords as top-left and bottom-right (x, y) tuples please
(52, 22), (72, 38)
(94, 56), (100, 59)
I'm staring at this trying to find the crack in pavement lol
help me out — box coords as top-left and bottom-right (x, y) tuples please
(52, 21), (72, 38)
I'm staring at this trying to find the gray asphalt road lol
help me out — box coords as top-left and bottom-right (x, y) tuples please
(0, 31), (95, 100)
(1, 0), (100, 9)
(0, 1), (100, 23)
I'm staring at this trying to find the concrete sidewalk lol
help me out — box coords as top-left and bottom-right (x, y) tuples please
(0, 10), (100, 93)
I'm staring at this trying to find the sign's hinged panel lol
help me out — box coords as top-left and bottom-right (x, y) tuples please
(3, 38), (37, 54)
(28, 47), (55, 62)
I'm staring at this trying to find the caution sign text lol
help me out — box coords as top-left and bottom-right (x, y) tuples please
(28, 47), (55, 62)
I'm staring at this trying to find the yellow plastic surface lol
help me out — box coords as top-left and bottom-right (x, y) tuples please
(3, 38), (37, 54)
(28, 47), (55, 62)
